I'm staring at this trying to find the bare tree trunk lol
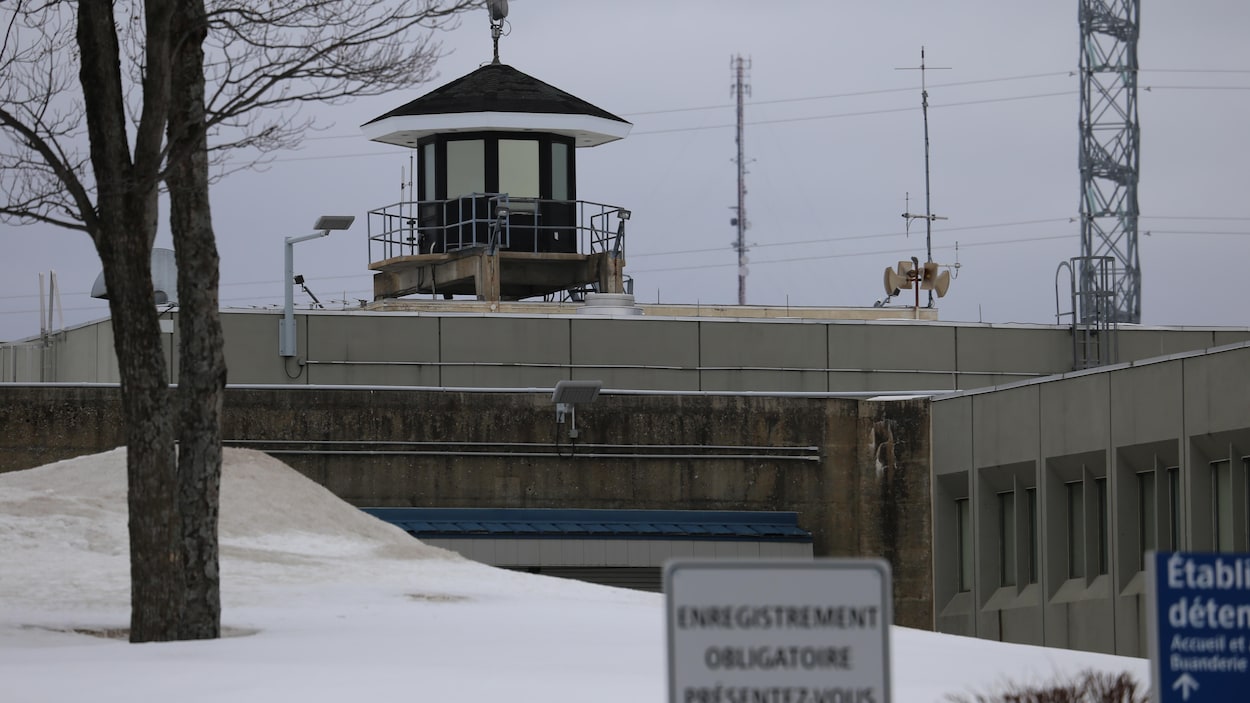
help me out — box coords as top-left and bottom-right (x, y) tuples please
(168, 0), (225, 641)
(6, 0), (478, 643)
(102, 220), (183, 643)
(77, 0), (183, 643)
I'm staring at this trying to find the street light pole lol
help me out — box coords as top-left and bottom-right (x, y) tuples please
(279, 215), (355, 357)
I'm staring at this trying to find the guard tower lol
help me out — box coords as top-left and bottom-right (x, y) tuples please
(361, 59), (633, 303)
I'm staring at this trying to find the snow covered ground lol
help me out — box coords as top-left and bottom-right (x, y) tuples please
(0, 449), (1149, 702)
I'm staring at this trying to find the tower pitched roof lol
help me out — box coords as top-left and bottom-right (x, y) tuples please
(365, 63), (628, 125)
(361, 63), (631, 148)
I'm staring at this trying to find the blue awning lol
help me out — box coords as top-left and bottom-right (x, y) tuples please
(362, 507), (812, 543)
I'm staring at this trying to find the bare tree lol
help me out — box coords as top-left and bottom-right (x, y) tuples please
(200, 0), (480, 173)
(168, 0), (224, 641)
(0, 0), (480, 642)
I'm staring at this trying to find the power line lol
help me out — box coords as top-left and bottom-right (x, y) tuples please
(1145, 230), (1250, 236)
(629, 217), (1071, 259)
(630, 91), (1075, 137)
(262, 150), (393, 163)
(294, 68), (1243, 140)
(1144, 85), (1250, 92)
(246, 89), (1079, 163)
(622, 71), (1072, 117)
(236, 69), (1250, 162)
(1140, 215), (1250, 221)
(1143, 68), (1250, 74)
(1, 219), (1241, 306)
(630, 233), (1079, 275)
(0, 271), (372, 303)
(629, 225), (1250, 276)
(291, 71), (1077, 142)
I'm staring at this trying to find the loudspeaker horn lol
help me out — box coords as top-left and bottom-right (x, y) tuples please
(883, 266), (910, 296)
(933, 269), (952, 298)
(918, 261), (939, 290)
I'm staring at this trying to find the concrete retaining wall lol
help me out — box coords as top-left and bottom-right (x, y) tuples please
(0, 385), (932, 628)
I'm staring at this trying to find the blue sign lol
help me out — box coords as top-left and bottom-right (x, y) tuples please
(1150, 552), (1250, 703)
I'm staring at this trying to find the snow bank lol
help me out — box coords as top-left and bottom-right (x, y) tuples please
(0, 447), (456, 613)
(0, 447), (1147, 703)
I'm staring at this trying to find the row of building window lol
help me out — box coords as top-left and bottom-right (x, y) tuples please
(954, 459), (1247, 593)
(1137, 467), (1181, 565)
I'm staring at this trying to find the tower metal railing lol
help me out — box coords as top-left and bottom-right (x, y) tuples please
(367, 195), (629, 264)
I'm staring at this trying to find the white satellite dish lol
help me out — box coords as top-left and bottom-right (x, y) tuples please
(90, 248), (179, 305)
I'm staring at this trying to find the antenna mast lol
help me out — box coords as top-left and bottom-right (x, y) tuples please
(897, 47), (950, 307)
(730, 55), (751, 305)
(487, 0), (508, 64)
(1078, 0), (1140, 323)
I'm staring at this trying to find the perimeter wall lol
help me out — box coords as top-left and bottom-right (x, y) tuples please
(0, 385), (934, 628)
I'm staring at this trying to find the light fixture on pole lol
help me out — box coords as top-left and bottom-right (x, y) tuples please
(279, 215), (355, 357)
(552, 379), (601, 440)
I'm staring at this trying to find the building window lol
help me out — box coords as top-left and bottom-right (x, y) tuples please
(1025, 487), (1038, 584)
(1067, 481), (1084, 579)
(446, 139), (486, 197)
(498, 139), (540, 199)
(998, 492), (1016, 587)
(422, 142), (436, 200)
(1167, 466), (1181, 550)
(551, 142), (570, 200)
(1138, 471), (1156, 570)
(1095, 477), (1109, 575)
(1245, 459), (1250, 549)
(1213, 460), (1233, 551)
(956, 498), (972, 592)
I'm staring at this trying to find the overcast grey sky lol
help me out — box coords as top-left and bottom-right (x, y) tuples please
(4, 1), (1250, 341)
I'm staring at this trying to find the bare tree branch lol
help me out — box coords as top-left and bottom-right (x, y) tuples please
(0, 2), (99, 229)
(199, 0), (482, 167)
(2, 1), (483, 222)
(1, 0), (481, 645)
(0, 104), (95, 231)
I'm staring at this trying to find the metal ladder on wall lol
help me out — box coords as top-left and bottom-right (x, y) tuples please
(1056, 256), (1119, 370)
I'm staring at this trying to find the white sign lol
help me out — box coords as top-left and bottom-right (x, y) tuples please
(665, 559), (892, 703)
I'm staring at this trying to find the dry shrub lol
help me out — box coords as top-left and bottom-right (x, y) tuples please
(946, 669), (1147, 703)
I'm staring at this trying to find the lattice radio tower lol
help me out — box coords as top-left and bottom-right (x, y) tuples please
(730, 55), (750, 305)
(1078, 0), (1141, 323)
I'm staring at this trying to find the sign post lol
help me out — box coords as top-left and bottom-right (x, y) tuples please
(665, 559), (891, 703)
(1149, 552), (1250, 703)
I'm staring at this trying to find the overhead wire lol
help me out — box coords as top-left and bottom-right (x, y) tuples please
(620, 71), (1073, 117)
(1, 215), (1244, 311)
(250, 89), (1079, 161)
(294, 70), (1077, 141)
(237, 66), (1249, 162)
(5, 64), (1249, 318)
(628, 217), (1073, 259)
(295, 67), (1245, 143)
(629, 233), (1080, 275)
(628, 225), (1250, 275)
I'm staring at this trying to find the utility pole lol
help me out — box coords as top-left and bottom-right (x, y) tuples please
(730, 55), (751, 306)
(897, 47), (949, 307)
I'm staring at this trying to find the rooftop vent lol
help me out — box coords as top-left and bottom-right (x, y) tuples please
(575, 293), (642, 316)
